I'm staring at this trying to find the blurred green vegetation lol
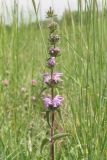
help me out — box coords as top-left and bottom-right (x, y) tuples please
(0, 1), (107, 159)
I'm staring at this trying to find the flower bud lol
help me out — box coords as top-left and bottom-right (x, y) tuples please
(46, 7), (56, 18)
(2, 79), (9, 87)
(21, 87), (26, 93)
(32, 79), (37, 86)
(32, 96), (36, 101)
(48, 22), (57, 33)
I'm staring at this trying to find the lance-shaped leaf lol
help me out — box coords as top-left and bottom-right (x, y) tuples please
(46, 110), (51, 127)
(0, 137), (4, 151)
(40, 138), (50, 154)
(53, 133), (70, 142)
(56, 108), (62, 120)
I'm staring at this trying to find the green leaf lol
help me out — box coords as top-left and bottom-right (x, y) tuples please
(56, 108), (62, 120)
(56, 88), (60, 95)
(53, 133), (70, 142)
(40, 87), (48, 94)
(0, 138), (4, 151)
(40, 138), (50, 154)
(46, 110), (51, 127)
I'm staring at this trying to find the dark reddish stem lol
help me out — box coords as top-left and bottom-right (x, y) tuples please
(51, 67), (55, 160)
(51, 111), (55, 160)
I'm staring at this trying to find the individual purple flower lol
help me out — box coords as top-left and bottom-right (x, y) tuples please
(53, 73), (63, 83)
(53, 95), (64, 108)
(48, 57), (56, 67)
(49, 47), (61, 57)
(43, 72), (63, 86)
(43, 73), (51, 84)
(43, 96), (52, 108)
(43, 95), (64, 108)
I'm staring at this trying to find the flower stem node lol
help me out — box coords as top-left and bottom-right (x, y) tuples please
(49, 34), (60, 45)
(48, 57), (56, 68)
(43, 73), (63, 86)
(49, 47), (61, 57)
(43, 95), (64, 109)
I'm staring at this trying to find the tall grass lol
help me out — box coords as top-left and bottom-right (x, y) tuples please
(0, 0), (107, 159)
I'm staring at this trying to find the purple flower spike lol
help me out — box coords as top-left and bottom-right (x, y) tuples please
(43, 72), (63, 86)
(48, 57), (56, 67)
(49, 47), (61, 57)
(43, 95), (64, 108)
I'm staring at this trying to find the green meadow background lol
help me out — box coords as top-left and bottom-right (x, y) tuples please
(0, 0), (107, 159)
